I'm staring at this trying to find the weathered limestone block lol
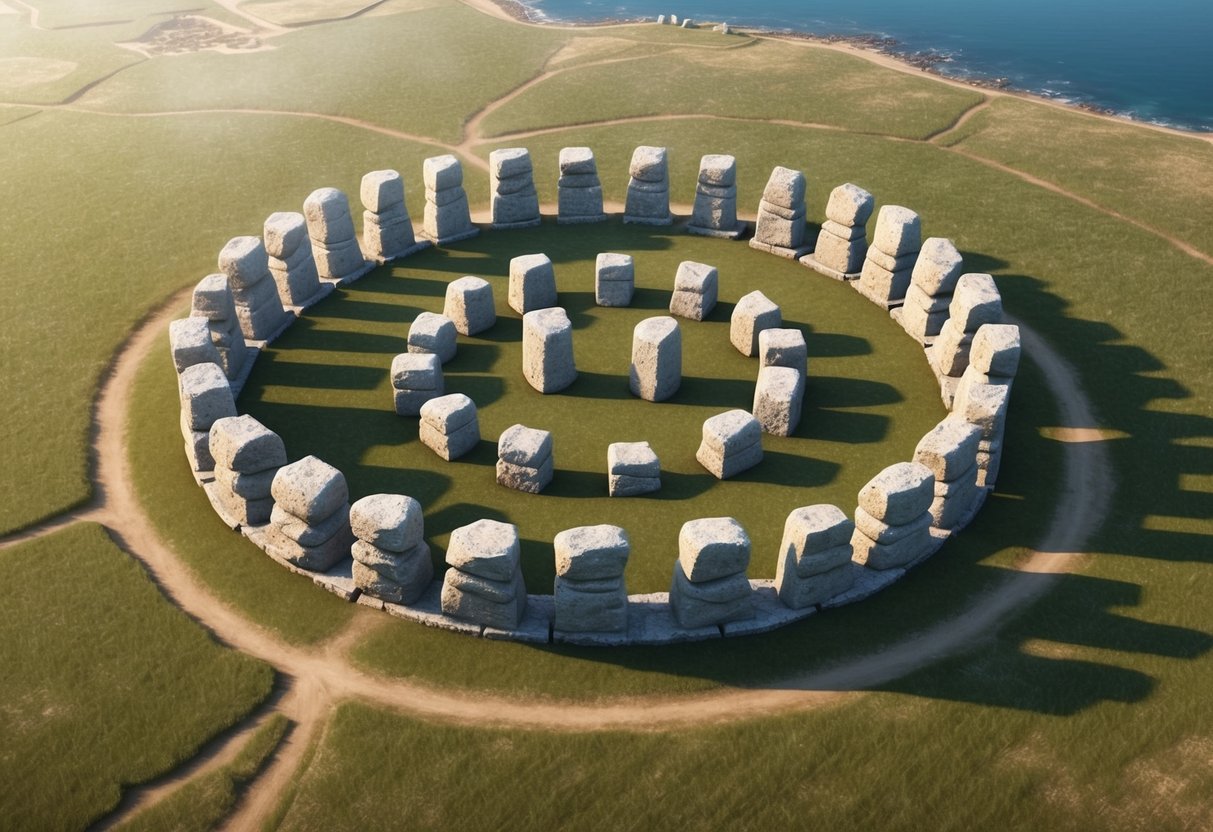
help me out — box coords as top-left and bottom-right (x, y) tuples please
(857, 461), (935, 525)
(669, 260), (718, 321)
(443, 276), (496, 336)
(929, 274), (1003, 396)
(962, 323), (1021, 386)
(629, 316), (681, 402)
(623, 145), (671, 225)
(670, 566), (753, 628)
(752, 365), (805, 436)
(360, 170), (421, 261)
(730, 290), (782, 356)
(670, 517), (752, 627)
(218, 236), (291, 341)
(595, 252), (635, 307)
(191, 275), (248, 380)
(263, 212), (322, 307)
(170, 317), (221, 373)
(391, 353), (444, 416)
(522, 307), (576, 393)
(407, 312), (457, 364)
(557, 146), (606, 224)
(421, 155), (478, 245)
(303, 187), (367, 282)
(350, 493), (423, 552)
(803, 183), (875, 279)
(496, 424), (553, 493)
(854, 205), (922, 309)
(508, 253), (558, 314)
(272, 455), (348, 525)
(209, 415), (286, 527)
(898, 237), (964, 344)
(553, 524), (629, 633)
(696, 409), (762, 479)
(774, 505), (856, 608)
(852, 461), (935, 570)
(914, 419), (983, 530)
(948, 378), (1010, 488)
(688, 154), (744, 238)
(441, 519), (526, 628)
(213, 466), (275, 501)
(489, 148), (540, 229)
(350, 493), (432, 604)
(607, 441), (660, 497)
(419, 393), (480, 461)
(758, 328), (807, 371)
(179, 362), (237, 432)
(750, 166), (809, 257)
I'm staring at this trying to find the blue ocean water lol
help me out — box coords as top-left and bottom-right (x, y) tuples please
(521, 0), (1213, 132)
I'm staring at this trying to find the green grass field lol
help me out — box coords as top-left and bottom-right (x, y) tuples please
(2, 0), (1211, 827)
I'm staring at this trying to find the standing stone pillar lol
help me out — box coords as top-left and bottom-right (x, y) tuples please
(522, 307), (576, 393)
(954, 323), (1020, 403)
(421, 154), (478, 245)
(670, 517), (754, 628)
(207, 414), (286, 528)
(440, 519), (527, 629)
(263, 212), (324, 308)
(927, 274), (1003, 406)
(774, 505), (856, 609)
(350, 494), (433, 605)
(696, 410), (762, 479)
(854, 205), (922, 309)
(913, 420), (983, 532)
(623, 145), (671, 225)
(687, 154), (744, 239)
(948, 375), (1011, 489)
(169, 317), (221, 375)
(553, 525), (630, 636)
(264, 455), (354, 572)
(303, 187), (370, 283)
(508, 253), (557, 314)
(629, 316), (681, 402)
(851, 462), (936, 570)
(361, 169), (427, 262)
(729, 290), (781, 356)
(178, 361), (237, 475)
(218, 236), (292, 344)
(802, 182), (874, 280)
(595, 253), (634, 307)
(669, 260), (718, 321)
(442, 276), (496, 336)
(557, 147), (606, 224)
(391, 353), (444, 416)
(489, 148), (540, 229)
(496, 424), (553, 493)
(749, 166), (810, 258)
(753, 366), (804, 437)
(191, 275), (248, 383)
(895, 237), (964, 345)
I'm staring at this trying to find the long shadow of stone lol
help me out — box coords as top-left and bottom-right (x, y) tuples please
(445, 342), (500, 374)
(795, 407), (889, 444)
(809, 376), (903, 408)
(675, 375), (757, 410)
(444, 373), (507, 409)
(559, 370), (632, 401)
(243, 361), (387, 392)
(729, 450), (840, 488)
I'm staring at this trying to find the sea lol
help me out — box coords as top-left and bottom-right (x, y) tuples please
(518, 0), (1213, 133)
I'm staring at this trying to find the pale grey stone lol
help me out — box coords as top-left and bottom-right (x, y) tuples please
(215, 487), (274, 527)
(170, 318), (221, 373)
(352, 555), (432, 605)
(360, 169), (405, 213)
(445, 518), (519, 580)
(778, 505), (854, 576)
(271, 455), (348, 525)
(969, 323), (1021, 378)
(218, 236), (271, 291)
(899, 292), (951, 343)
(670, 563), (752, 627)
(870, 205), (921, 256)
(758, 328), (807, 371)
(363, 207), (417, 260)
(554, 524), (629, 579)
(178, 362), (237, 431)
(423, 192), (475, 243)
(304, 188), (357, 242)
(608, 474), (661, 497)
(913, 419), (982, 482)
(760, 166), (806, 209)
(263, 521), (353, 571)
(853, 506), (932, 545)
(775, 559), (854, 609)
(948, 273), (1003, 331)
(911, 237), (964, 295)
(351, 538), (429, 577)
(420, 392), (477, 433)
(821, 219), (866, 241)
(669, 261), (718, 320)
(558, 186), (605, 222)
(490, 190), (540, 227)
(678, 516), (750, 582)
(265, 217), (322, 307)
(629, 145), (668, 181)
(213, 465), (276, 500)
(522, 307), (576, 393)
(554, 576), (628, 633)
(559, 146), (597, 175)
(752, 204), (806, 250)
(509, 253), (557, 314)
(929, 318), (974, 377)
(730, 290), (781, 356)
(824, 182), (874, 226)
(349, 493), (423, 552)
(443, 276), (495, 336)
(407, 312), (457, 364)
(812, 229), (868, 276)
(191, 273), (238, 320)
(699, 409), (760, 456)
(698, 154), (736, 187)
(230, 276), (290, 341)
(310, 235), (365, 282)
(441, 569), (526, 629)
(490, 147), (533, 180)
(624, 185), (670, 222)
(752, 365), (804, 436)
(495, 456), (553, 493)
(419, 419), (480, 461)
(391, 352), (442, 391)
(855, 258), (913, 308)
(696, 438), (763, 480)
(595, 252), (634, 307)
(497, 423), (552, 465)
(423, 154), (463, 191)
(857, 461), (935, 525)
(866, 247), (918, 273)
(270, 501), (351, 547)
(851, 524), (932, 570)
(949, 380), (1010, 440)
(629, 316), (681, 401)
(263, 211), (308, 258)
(608, 441), (659, 478)
(209, 415), (286, 473)
(393, 387), (444, 417)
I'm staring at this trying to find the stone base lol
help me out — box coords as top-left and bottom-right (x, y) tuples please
(749, 239), (812, 259)
(799, 254), (860, 282)
(820, 563), (906, 609)
(625, 593), (722, 645)
(421, 227), (480, 246)
(482, 594), (553, 645)
(318, 260), (375, 288)
(369, 240), (432, 266)
(851, 276), (905, 311)
(889, 307), (938, 347)
(554, 628), (630, 647)
(557, 213), (609, 225)
(490, 218), (542, 231)
(283, 280), (336, 316)
(622, 214), (673, 226)
(243, 312), (295, 351)
(382, 580), (483, 636)
(720, 581), (816, 636)
(243, 524), (360, 601)
(203, 481), (243, 530)
(686, 222), (746, 240)
(226, 345), (260, 400)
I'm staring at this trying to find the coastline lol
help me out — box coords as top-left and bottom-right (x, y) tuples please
(461, 0), (1213, 144)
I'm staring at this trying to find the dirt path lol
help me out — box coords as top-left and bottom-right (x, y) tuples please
(925, 97), (992, 144)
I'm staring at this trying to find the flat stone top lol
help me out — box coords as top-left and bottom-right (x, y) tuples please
(758, 328), (807, 368)
(271, 454), (348, 521)
(423, 154), (463, 191)
(410, 311), (454, 335)
(559, 146), (597, 175)
(419, 392), (476, 431)
(446, 518), (520, 580)
(554, 524), (630, 579)
(633, 315), (679, 344)
(263, 211), (307, 257)
(858, 461), (935, 524)
(970, 323), (1021, 376)
(756, 365), (804, 396)
(911, 237), (964, 294)
(951, 378), (1010, 427)
(871, 205), (922, 256)
(170, 316), (212, 347)
(950, 273), (1003, 331)
(523, 306), (571, 335)
(674, 260), (718, 293)
(698, 153), (736, 187)
(349, 493), (423, 549)
(913, 419), (982, 482)
(218, 236), (269, 285)
(608, 441), (659, 474)
(678, 516), (751, 582)
(303, 187), (352, 223)
(702, 409), (761, 449)
(596, 252), (633, 273)
(447, 275), (491, 295)
(498, 423), (552, 464)
(490, 147), (533, 179)
(734, 289), (779, 316)
(510, 252), (553, 277)
(783, 504), (853, 553)
(179, 360), (230, 395)
(209, 414), (286, 473)
(629, 145), (668, 180)
(762, 165), (806, 208)
(825, 182), (874, 226)
(390, 352), (441, 389)
(360, 169), (404, 213)
(192, 273), (233, 314)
